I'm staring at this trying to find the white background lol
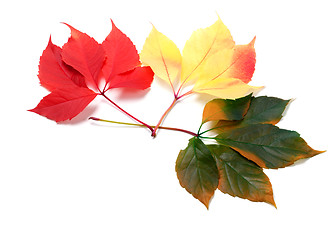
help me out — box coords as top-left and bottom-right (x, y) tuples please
(1, 0), (335, 239)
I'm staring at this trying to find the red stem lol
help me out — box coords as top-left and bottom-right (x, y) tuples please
(152, 98), (177, 137)
(151, 90), (194, 137)
(89, 117), (198, 137)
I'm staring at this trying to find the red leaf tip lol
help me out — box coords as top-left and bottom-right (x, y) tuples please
(110, 18), (117, 29)
(88, 117), (100, 121)
(61, 22), (81, 39)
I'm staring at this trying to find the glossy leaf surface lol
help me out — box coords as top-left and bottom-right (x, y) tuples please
(207, 145), (276, 207)
(176, 137), (219, 208)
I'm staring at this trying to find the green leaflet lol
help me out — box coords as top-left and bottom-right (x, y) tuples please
(175, 137), (219, 209)
(207, 145), (276, 207)
(216, 124), (323, 169)
(241, 96), (290, 125)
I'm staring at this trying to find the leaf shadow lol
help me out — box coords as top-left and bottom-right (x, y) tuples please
(60, 105), (97, 125)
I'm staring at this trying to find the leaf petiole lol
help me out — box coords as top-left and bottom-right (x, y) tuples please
(151, 90), (194, 137)
(89, 117), (198, 137)
(99, 92), (155, 134)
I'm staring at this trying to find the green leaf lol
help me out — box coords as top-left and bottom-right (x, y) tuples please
(176, 137), (219, 208)
(216, 124), (324, 169)
(209, 96), (290, 134)
(242, 96), (290, 125)
(207, 145), (276, 207)
(202, 93), (252, 123)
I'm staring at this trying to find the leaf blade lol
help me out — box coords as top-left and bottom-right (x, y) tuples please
(242, 96), (290, 125)
(202, 94), (252, 123)
(38, 37), (86, 91)
(61, 23), (105, 90)
(181, 17), (234, 85)
(207, 145), (276, 207)
(176, 137), (219, 208)
(29, 87), (98, 122)
(193, 77), (262, 99)
(216, 124), (323, 169)
(102, 20), (141, 82)
(140, 26), (182, 89)
(107, 66), (154, 90)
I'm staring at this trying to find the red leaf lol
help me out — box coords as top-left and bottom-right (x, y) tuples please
(107, 66), (154, 90)
(29, 87), (98, 122)
(38, 37), (86, 91)
(102, 20), (141, 82)
(61, 23), (105, 90)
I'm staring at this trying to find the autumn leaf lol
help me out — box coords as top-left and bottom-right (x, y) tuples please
(240, 96), (291, 125)
(38, 37), (86, 91)
(176, 137), (219, 209)
(216, 124), (323, 169)
(61, 23), (106, 90)
(207, 145), (276, 207)
(214, 96), (290, 132)
(140, 26), (181, 92)
(172, 94), (323, 208)
(141, 17), (260, 100)
(202, 93), (252, 123)
(29, 87), (98, 122)
(31, 21), (154, 123)
(107, 67), (154, 90)
(102, 20), (154, 91)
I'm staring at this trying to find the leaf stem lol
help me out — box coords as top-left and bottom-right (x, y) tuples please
(151, 98), (177, 137)
(151, 89), (194, 137)
(89, 117), (198, 137)
(99, 92), (154, 134)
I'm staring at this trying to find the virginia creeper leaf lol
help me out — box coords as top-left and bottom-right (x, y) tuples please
(216, 124), (323, 169)
(102, 20), (141, 83)
(62, 23), (105, 90)
(202, 93), (252, 123)
(140, 26), (182, 89)
(207, 145), (276, 207)
(29, 87), (98, 122)
(176, 137), (219, 209)
(107, 66), (154, 89)
(38, 37), (86, 91)
(141, 17), (260, 99)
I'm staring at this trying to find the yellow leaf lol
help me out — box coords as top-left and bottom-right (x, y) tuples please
(180, 17), (235, 86)
(140, 26), (182, 89)
(193, 77), (262, 99)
